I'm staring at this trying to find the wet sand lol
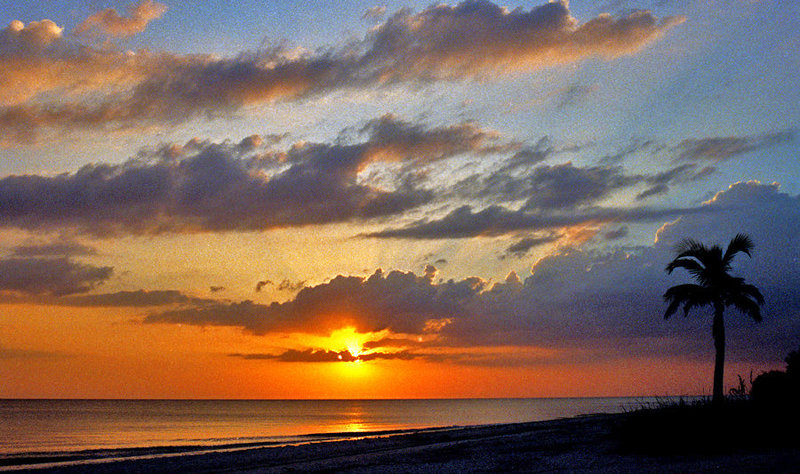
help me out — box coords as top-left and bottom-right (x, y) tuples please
(12, 413), (800, 473)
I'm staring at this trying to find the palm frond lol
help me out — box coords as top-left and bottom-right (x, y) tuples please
(673, 239), (709, 261)
(727, 293), (763, 322)
(723, 233), (753, 267)
(665, 257), (705, 278)
(663, 283), (710, 319)
(738, 283), (764, 305)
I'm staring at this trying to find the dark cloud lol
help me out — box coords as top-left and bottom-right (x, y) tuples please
(229, 348), (419, 363)
(255, 280), (271, 292)
(503, 233), (561, 258)
(673, 130), (794, 162)
(142, 178), (800, 367)
(359, 114), (517, 163)
(24, 183), (798, 368)
(11, 241), (97, 257)
(209, 286), (224, 293)
(0, 347), (66, 359)
(56, 289), (202, 307)
(602, 226), (629, 240)
(145, 267), (481, 335)
(0, 256), (112, 295)
(143, 181), (800, 366)
(520, 162), (639, 210)
(362, 203), (701, 240)
(598, 138), (657, 165)
(0, 123), (446, 235)
(553, 83), (597, 109)
(452, 156), (659, 209)
(0, 2), (683, 141)
(277, 279), (306, 292)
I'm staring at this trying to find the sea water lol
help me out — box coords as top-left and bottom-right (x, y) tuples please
(0, 397), (689, 458)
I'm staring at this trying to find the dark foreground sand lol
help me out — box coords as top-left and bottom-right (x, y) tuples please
(14, 413), (800, 473)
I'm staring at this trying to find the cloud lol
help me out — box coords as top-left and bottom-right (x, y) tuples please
(10, 241), (97, 257)
(0, 256), (112, 295)
(362, 203), (701, 239)
(503, 233), (561, 258)
(602, 226), (628, 240)
(75, 0), (167, 38)
(277, 279), (306, 292)
(0, 16), (178, 112)
(142, 181), (800, 366)
(521, 162), (640, 210)
(0, 1), (683, 140)
(635, 163), (715, 200)
(363, 6), (387, 21)
(553, 83), (598, 109)
(450, 159), (636, 205)
(55, 289), (202, 307)
(0, 123), (447, 235)
(363, 1), (683, 81)
(360, 114), (516, 163)
(673, 130), (794, 162)
(145, 267), (482, 335)
(0, 346), (66, 359)
(229, 348), (419, 363)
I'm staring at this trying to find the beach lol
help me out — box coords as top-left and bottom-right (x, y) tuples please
(8, 413), (800, 473)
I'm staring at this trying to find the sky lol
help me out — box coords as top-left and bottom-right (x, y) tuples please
(0, 0), (798, 399)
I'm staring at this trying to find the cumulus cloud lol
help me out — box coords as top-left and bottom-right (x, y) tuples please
(145, 267), (482, 335)
(362, 1), (683, 80)
(0, 256), (112, 296)
(75, 0), (167, 38)
(0, 1), (683, 141)
(0, 16), (177, 113)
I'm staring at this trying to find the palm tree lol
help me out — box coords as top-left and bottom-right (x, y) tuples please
(663, 233), (764, 404)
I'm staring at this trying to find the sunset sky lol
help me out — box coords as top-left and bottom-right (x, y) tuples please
(1, 0), (798, 399)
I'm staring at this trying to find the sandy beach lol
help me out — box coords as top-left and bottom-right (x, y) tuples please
(8, 412), (799, 473)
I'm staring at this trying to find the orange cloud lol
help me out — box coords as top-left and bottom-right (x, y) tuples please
(0, 1), (684, 142)
(75, 0), (167, 38)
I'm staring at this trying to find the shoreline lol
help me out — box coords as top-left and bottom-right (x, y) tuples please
(4, 412), (799, 472)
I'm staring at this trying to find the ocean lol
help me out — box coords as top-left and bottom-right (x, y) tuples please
(0, 397), (689, 468)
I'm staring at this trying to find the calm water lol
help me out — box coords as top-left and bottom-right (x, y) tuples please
(0, 397), (683, 456)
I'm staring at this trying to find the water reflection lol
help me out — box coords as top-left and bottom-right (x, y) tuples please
(342, 401), (367, 432)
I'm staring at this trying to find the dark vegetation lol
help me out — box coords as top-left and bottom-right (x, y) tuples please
(616, 347), (800, 454)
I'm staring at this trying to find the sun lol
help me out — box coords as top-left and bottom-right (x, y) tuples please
(326, 326), (369, 362)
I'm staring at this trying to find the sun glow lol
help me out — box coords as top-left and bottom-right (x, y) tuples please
(327, 326), (372, 362)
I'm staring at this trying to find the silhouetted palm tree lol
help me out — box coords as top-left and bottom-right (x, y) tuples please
(664, 234), (764, 404)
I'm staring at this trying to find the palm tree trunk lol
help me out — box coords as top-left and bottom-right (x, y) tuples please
(712, 303), (725, 405)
